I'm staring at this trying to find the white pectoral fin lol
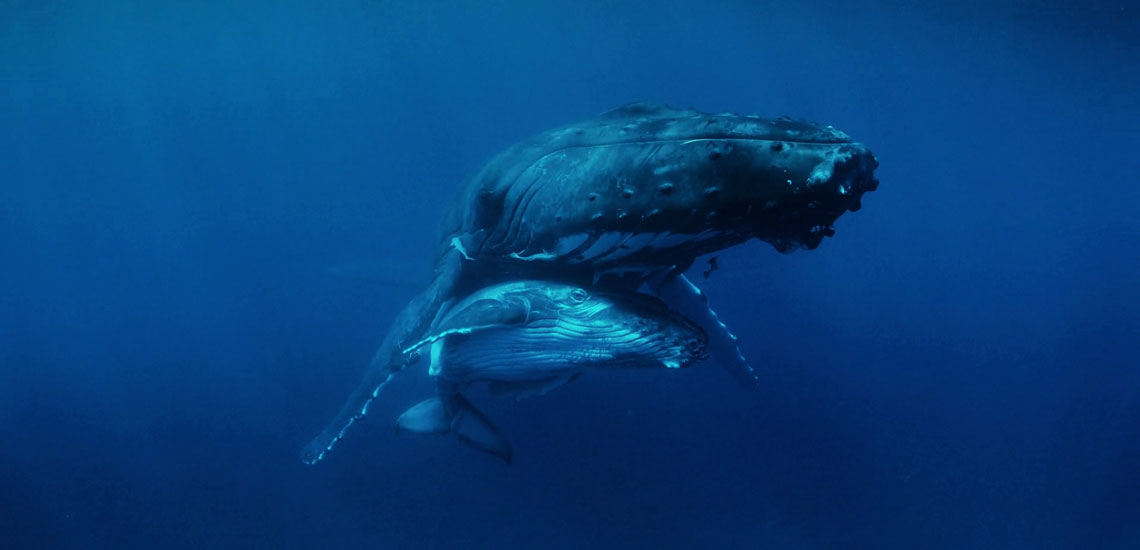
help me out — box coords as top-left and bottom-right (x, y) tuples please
(428, 339), (445, 376)
(651, 272), (758, 387)
(450, 393), (513, 464)
(395, 397), (451, 434)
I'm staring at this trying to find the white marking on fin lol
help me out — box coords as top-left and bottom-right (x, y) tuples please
(429, 339), (444, 376)
(300, 370), (397, 465)
(451, 237), (473, 261)
(509, 251), (558, 261)
(402, 326), (473, 356)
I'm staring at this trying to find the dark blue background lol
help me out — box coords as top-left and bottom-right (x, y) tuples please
(3, 1), (1137, 548)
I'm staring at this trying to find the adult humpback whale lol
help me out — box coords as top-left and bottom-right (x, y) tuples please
(394, 280), (709, 463)
(302, 102), (878, 464)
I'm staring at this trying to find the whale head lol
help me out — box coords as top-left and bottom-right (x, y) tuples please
(445, 102), (879, 270)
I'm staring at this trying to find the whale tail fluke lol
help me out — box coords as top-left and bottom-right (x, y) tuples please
(396, 392), (513, 464)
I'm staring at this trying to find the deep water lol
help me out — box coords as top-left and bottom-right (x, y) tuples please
(2, 1), (1138, 548)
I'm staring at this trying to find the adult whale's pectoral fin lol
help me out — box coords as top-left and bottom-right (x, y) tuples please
(650, 272), (758, 387)
(395, 397), (451, 435)
(450, 393), (513, 464)
(300, 250), (464, 465)
(300, 325), (407, 465)
(487, 373), (581, 400)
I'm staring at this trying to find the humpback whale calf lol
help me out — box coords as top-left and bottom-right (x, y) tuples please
(302, 102), (878, 464)
(393, 280), (708, 463)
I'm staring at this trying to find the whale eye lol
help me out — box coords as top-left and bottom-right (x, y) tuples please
(569, 288), (588, 303)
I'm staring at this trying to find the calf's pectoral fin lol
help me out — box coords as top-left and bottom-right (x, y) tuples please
(650, 272), (758, 387)
(401, 297), (531, 357)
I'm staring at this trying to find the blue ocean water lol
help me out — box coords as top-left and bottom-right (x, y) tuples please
(2, 1), (1138, 548)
